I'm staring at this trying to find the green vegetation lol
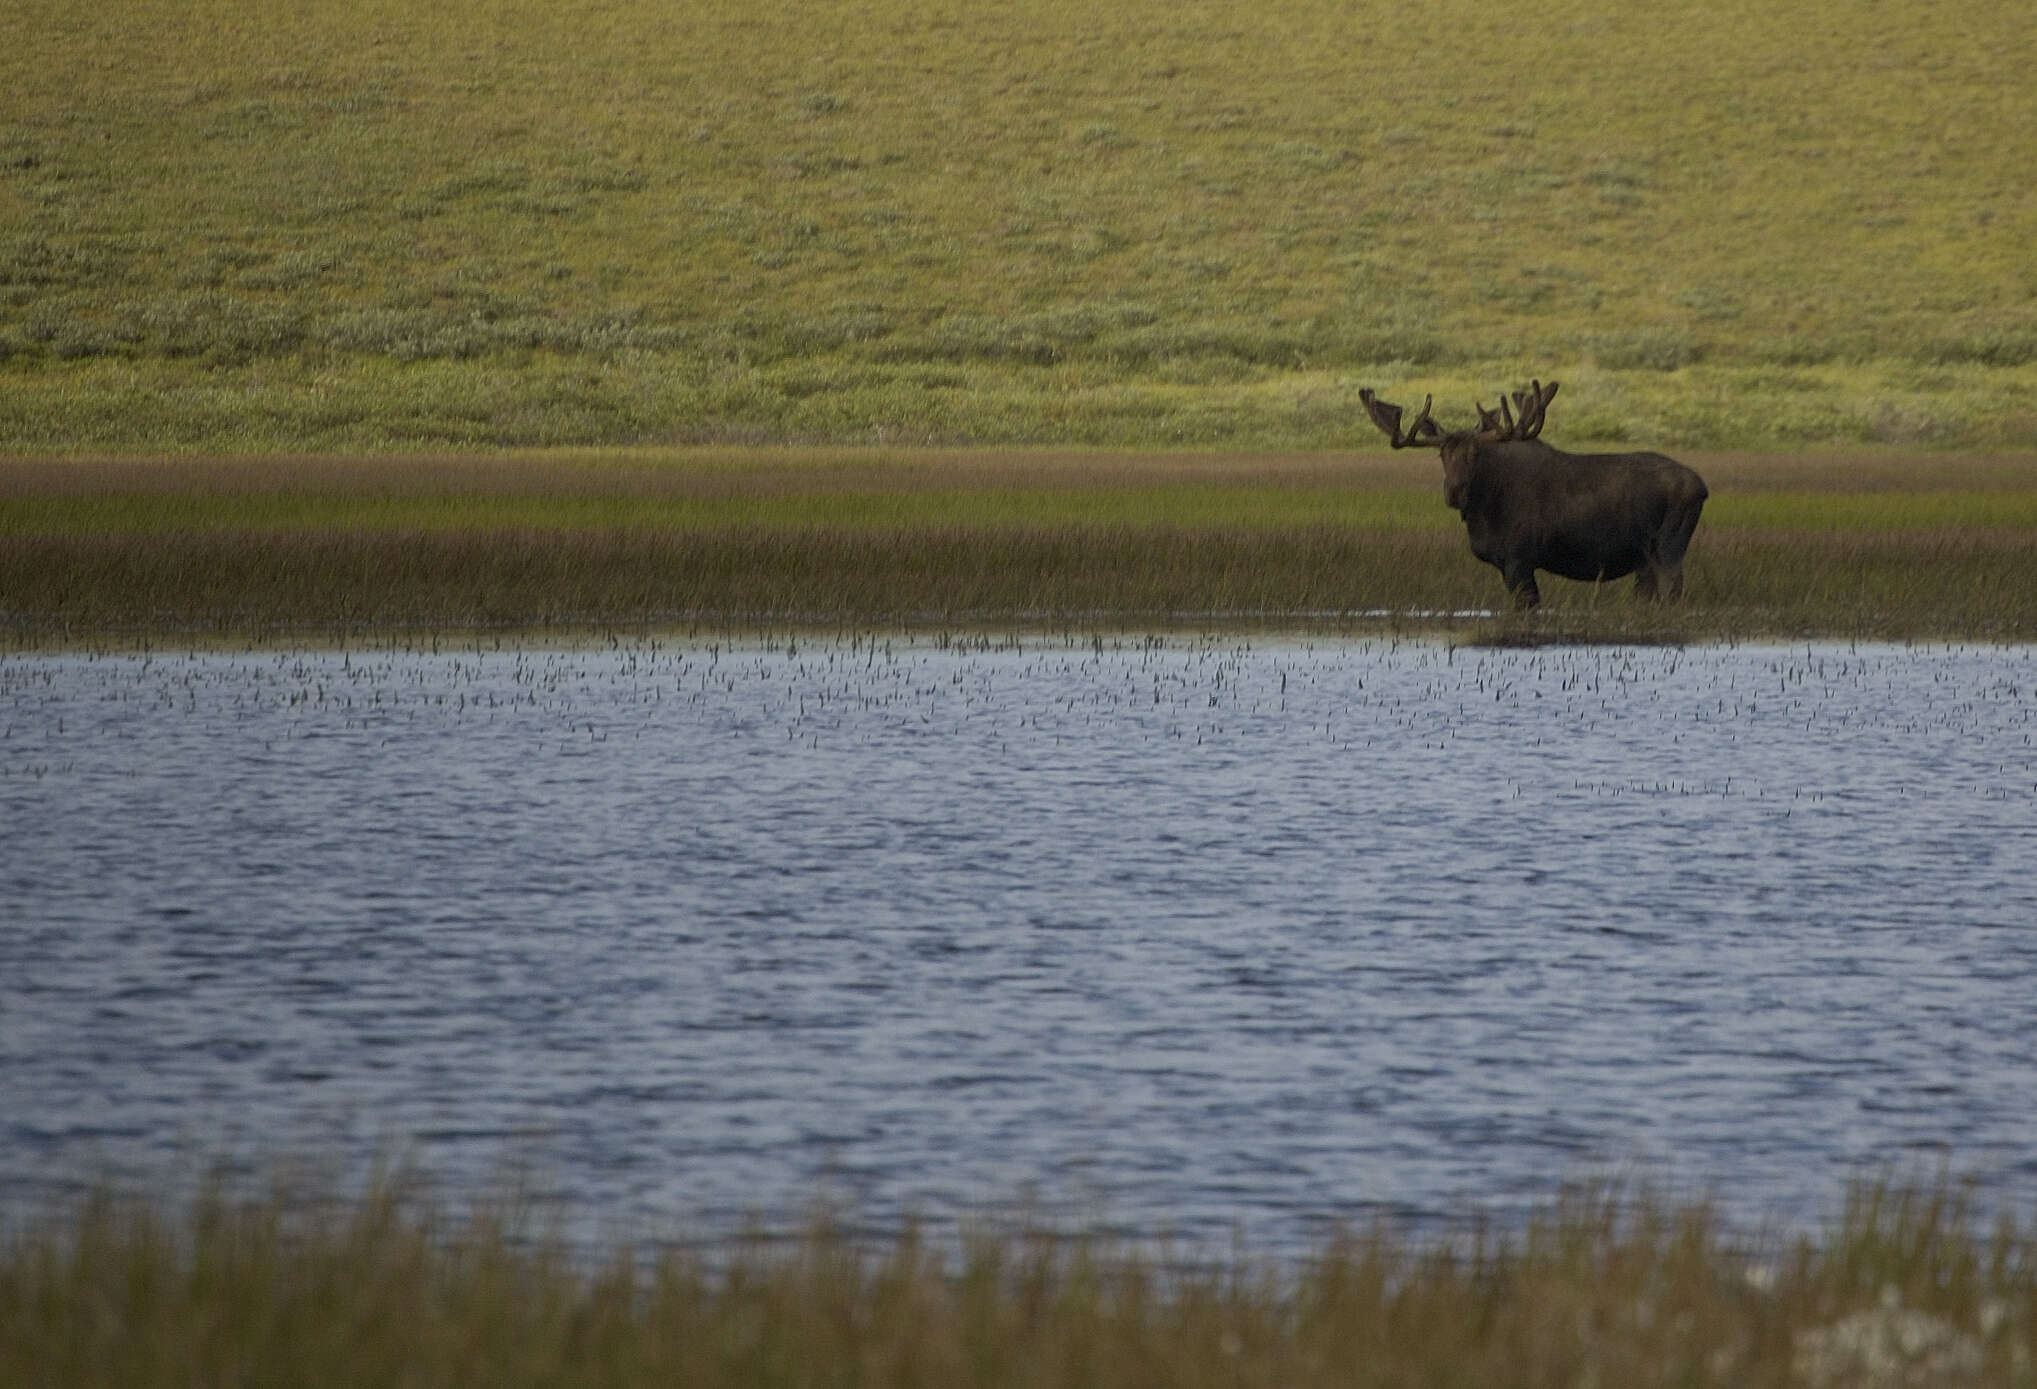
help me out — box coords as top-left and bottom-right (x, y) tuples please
(5, 0), (2033, 626)
(6, 1174), (2033, 1387)
(5, 450), (2035, 641)
(6, 0), (2037, 451)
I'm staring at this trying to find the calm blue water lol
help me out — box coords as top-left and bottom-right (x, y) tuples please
(4, 637), (2036, 1250)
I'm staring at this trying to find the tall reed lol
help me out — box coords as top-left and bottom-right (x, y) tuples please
(4, 1175), (2030, 1387)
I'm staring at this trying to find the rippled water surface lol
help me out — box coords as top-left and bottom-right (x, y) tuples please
(5, 637), (2036, 1249)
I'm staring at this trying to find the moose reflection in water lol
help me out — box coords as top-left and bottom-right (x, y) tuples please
(1360, 381), (1708, 610)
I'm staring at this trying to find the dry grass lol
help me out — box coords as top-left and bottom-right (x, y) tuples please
(4, 1174), (2032, 1388)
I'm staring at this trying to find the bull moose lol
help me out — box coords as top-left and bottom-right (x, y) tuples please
(1358, 380), (1707, 609)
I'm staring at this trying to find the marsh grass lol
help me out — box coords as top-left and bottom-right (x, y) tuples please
(4, 1173), (2033, 1387)
(5, 450), (2036, 642)
(0, 524), (1474, 637)
(5, 0), (2037, 451)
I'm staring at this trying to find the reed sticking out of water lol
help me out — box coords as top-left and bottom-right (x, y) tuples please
(3, 1175), (2030, 1387)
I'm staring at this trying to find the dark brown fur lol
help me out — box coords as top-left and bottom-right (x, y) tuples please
(1441, 436), (1708, 607)
(1361, 382), (1708, 609)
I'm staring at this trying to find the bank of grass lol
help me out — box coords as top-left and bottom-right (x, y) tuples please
(5, 0), (2037, 452)
(4, 1174), (2033, 1387)
(5, 449), (2037, 642)
(10, 358), (2037, 457)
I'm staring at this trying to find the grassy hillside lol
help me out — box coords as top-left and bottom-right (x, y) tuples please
(5, 0), (2037, 452)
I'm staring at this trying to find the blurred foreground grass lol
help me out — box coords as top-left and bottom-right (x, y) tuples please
(4, 1173), (2032, 1388)
(5, 450), (2037, 642)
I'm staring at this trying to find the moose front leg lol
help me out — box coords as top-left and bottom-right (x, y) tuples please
(1500, 559), (1541, 610)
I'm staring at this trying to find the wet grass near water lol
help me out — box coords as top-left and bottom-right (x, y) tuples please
(5, 1174), (2034, 1388)
(5, 449), (2036, 643)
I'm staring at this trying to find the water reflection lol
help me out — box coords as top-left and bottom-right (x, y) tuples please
(4, 638), (2035, 1249)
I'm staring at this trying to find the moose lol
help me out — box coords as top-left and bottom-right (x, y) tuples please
(1359, 380), (1707, 609)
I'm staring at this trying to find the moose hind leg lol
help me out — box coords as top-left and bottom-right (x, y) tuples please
(1653, 498), (1704, 602)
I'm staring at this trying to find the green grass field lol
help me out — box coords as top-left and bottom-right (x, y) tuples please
(5, 1174), (2032, 1388)
(6, 0), (2037, 451)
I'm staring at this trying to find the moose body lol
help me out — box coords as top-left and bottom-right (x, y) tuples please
(1360, 381), (1707, 609)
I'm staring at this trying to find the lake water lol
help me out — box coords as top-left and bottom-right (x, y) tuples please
(4, 636), (2036, 1252)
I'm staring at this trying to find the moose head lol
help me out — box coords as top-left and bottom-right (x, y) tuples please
(1358, 380), (1561, 512)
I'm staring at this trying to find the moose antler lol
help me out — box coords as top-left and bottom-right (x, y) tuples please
(1510, 379), (1559, 440)
(1364, 380), (1561, 446)
(1471, 395), (1515, 441)
(1474, 399), (1511, 437)
(1358, 388), (1443, 449)
(1471, 379), (1561, 442)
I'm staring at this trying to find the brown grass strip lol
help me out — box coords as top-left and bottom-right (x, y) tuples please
(7, 451), (2037, 641)
(1, 1175), (2026, 1389)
